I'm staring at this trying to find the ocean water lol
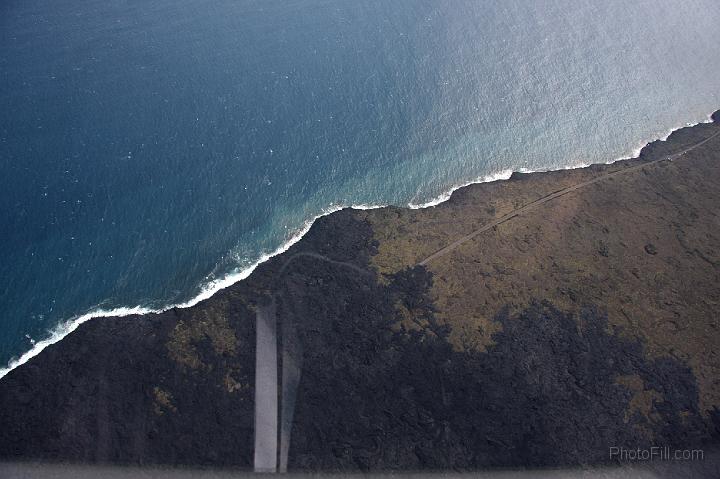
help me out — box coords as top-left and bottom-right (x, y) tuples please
(1, 0), (719, 371)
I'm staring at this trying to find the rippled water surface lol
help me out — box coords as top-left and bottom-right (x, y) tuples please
(1, 0), (719, 367)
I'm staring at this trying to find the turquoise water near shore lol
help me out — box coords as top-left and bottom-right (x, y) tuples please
(1, 0), (719, 369)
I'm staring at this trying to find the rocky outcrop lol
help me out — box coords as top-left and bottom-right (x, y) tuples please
(1, 114), (720, 473)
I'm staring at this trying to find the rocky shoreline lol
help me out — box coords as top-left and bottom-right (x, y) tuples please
(1, 112), (720, 474)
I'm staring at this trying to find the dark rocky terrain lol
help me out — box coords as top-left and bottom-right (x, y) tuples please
(1, 112), (720, 475)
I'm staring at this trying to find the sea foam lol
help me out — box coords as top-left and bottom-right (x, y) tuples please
(0, 202), (387, 380)
(0, 111), (715, 381)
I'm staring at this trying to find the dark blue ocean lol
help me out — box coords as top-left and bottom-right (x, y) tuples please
(1, 0), (719, 373)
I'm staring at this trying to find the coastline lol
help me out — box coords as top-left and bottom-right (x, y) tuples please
(1, 110), (719, 470)
(2, 108), (716, 381)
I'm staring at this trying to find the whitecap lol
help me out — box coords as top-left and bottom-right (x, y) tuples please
(1, 109), (716, 380)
